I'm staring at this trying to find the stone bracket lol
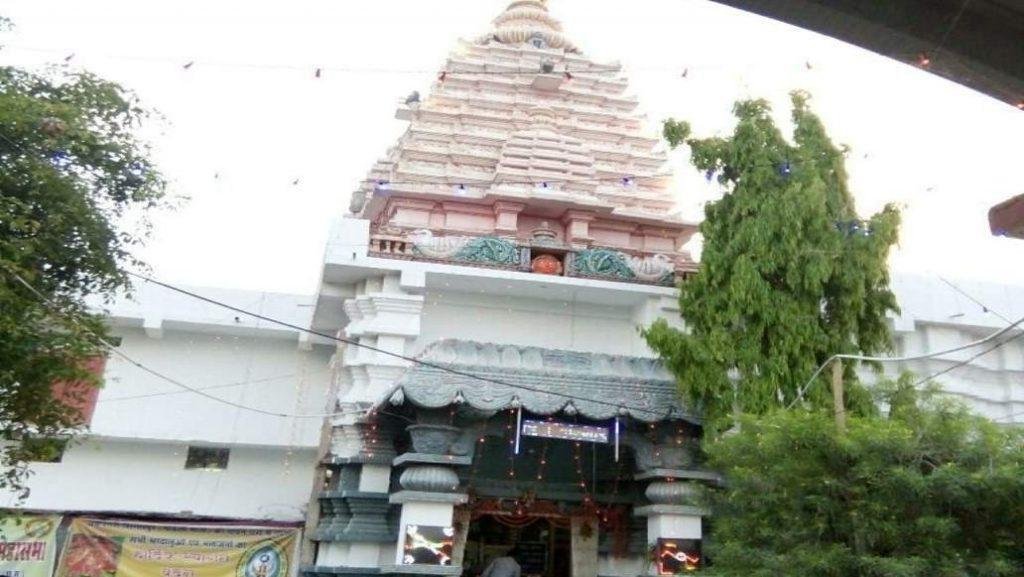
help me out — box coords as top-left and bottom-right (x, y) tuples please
(314, 491), (395, 543)
(325, 455), (396, 467)
(388, 491), (468, 505)
(634, 469), (721, 483)
(393, 453), (472, 467)
(633, 504), (708, 517)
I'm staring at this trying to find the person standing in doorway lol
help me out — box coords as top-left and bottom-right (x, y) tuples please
(480, 546), (521, 577)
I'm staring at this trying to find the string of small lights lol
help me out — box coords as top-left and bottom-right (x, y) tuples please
(534, 416), (554, 483)
(364, 405), (383, 461)
(571, 440), (591, 506)
(10, 43), (1021, 110)
(0, 44), (872, 77)
(506, 406), (518, 481)
(467, 420), (490, 488)
(3, 83), (937, 206)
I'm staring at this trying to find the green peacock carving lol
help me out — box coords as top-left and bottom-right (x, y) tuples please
(573, 249), (637, 280)
(453, 236), (519, 265)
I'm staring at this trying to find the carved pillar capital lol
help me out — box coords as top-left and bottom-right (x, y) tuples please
(330, 421), (398, 464)
(399, 466), (461, 493)
(561, 210), (596, 248)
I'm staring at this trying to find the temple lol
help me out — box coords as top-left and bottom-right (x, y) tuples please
(304, 1), (705, 575)
(9, 2), (1023, 577)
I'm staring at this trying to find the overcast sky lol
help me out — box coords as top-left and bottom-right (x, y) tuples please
(2, 0), (1022, 295)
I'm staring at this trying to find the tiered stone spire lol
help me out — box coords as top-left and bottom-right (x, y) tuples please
(350, 0), (696, 277)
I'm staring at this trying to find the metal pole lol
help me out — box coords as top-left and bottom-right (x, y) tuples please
(514, 406), (522, 454)
(614, 417), (620, 462)
(832, 359), (846, 433)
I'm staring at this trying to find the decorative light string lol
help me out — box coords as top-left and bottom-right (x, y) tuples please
(0, 44), (884, 77)
(506, 406), (517, 480)
(534, 415), (554, 482)
(467, 420), (490, 490)
(12, 42), (1021, 109)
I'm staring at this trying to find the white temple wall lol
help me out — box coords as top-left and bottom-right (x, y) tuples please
(3, 438), (315, 521)
(417, 289), (655, 357)
(94, 328), (332, 447)
(858, 274), (1024, 424)
(3, 287), (333, 521)
(862, 323), (1024, 422)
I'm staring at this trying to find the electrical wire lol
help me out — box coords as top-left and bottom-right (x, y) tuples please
(125, 271), (685, 420)
(933, 0), (974, 58)
(97, 372), (300, 402)
(994, 408), (1024, 423)
(908, 275), (1024, 390)
(791, 312), (1024, 408)
(938, 275), (1013, 324)
(2, 44), (804, 76)
(911, 330), (1024, 389)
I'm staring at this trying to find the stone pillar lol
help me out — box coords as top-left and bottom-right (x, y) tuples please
(389, 416), (471, 575)
(639, 481), (703, 539)
(634, 478), (707, 575)
(310, 421), (399, 574)
(626, 429), (708, 574)
(570, 516), (599, 577)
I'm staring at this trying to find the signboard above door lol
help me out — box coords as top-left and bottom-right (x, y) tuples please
(521, 419), (609, 443)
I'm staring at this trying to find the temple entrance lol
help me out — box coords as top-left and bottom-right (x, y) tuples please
(462, 512), (571, 577)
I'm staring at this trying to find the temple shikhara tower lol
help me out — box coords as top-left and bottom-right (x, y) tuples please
(305, 1), (706, 575)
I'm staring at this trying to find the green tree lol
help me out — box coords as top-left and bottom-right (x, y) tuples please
(645, 92), (900, 425)
(0, 18), (166, 497)
(702, 379), (1024, 576)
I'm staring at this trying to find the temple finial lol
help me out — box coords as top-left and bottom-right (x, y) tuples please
(487, 0), (577, 52)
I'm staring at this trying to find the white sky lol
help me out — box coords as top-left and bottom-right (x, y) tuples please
(1, 0), (1022, 295)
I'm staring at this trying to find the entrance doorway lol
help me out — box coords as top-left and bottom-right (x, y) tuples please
(462, 513), (571, 577)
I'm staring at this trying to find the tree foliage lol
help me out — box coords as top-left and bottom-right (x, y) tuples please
(645, 92), (901, 425)
(0, 18), (166, 497)
(702, 379), (1024, 576)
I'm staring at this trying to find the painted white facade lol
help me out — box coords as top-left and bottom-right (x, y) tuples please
(4, 284), (335, 522)
(12, 438), (317, 521)
(881, 274), (1024, 423)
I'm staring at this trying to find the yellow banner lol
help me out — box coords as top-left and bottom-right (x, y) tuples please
(56, 519), (298, 577)
(0, 515), (61, 577)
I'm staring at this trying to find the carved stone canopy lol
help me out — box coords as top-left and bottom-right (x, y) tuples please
(384, 339), (696, 424)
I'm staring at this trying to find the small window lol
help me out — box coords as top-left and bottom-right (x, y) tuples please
(185, 446), (230, 470)
(24, 437), (67, 463)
